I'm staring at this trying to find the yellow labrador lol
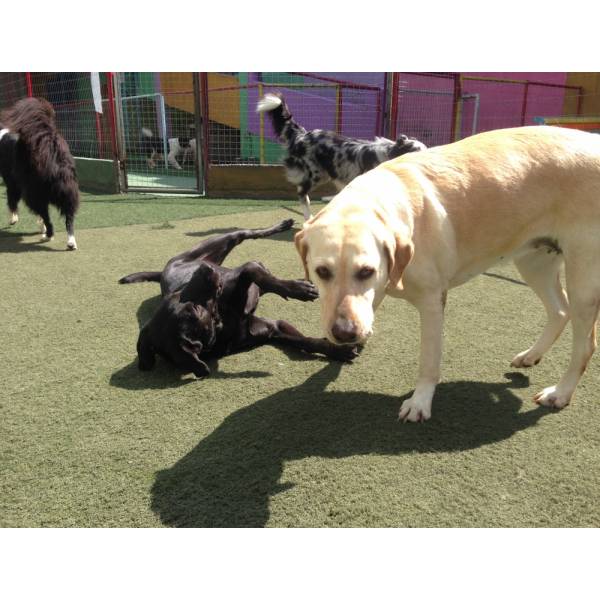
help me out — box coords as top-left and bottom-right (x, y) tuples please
(295, 126), (600, 422)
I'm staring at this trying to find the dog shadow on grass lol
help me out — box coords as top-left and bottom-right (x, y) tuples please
(150, 362), (553, 527)
(0, 227), (61, 253)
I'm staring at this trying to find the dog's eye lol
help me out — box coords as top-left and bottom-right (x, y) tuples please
(356, 266), (376, 280)
(315, 266), (332, 281)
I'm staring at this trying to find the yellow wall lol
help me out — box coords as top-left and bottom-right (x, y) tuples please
(159, 72), (194, 113)
(564, 73), (600, 116)
(158, 72), (240, 129)
(206, 73), (240, 129)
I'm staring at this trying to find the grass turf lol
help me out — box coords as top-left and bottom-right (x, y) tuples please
(1, 191), (600, 527)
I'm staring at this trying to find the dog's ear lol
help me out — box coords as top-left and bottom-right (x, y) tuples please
(137, 327), (156, 371)
(179, 334), (203, 356)
(384, 227), (414, 291)
(294, 228), (310, 280)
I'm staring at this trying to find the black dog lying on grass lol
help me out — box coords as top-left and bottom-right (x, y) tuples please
(119, 219), (358, 377)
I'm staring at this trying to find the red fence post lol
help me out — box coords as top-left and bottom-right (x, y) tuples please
(200, 72), (210, 170)
(520, 81), (530, 126)
(389, 72), (400, 140)
(106, 72), (119, 160)
(25, 73), (33, 97)
(450, 73), (462, 143)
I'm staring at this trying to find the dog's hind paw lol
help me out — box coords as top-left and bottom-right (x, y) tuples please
(276, 218), (295, 232)
(8, 212), (18, 225)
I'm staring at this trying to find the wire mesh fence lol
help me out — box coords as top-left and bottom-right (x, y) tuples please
(203, 72), (386, 166)
(1, 71), (599, 196)
(118, 72), (200, 191)
(0, 72), (117, 160)
(392, 72), (585, 146)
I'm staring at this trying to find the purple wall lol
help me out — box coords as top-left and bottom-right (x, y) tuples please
(247, 72), (572, 147)
(248, 73), (386, 140)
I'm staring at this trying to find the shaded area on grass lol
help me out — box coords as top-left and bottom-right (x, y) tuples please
(0, 186), (299, 233)
(151, 363), (551, 527)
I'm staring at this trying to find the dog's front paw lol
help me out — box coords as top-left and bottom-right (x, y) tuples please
(533, 385), (572, 409)
(511, 348), (542, 368)
(8, 212), (18, 226)
(398, 392), (433, 423)
(326, 342), (360, 362)
(286, 279), (319, 301)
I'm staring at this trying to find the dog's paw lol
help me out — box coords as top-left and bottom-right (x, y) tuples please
(286, 279), (319, 301)
(533, 385), (572, 409)
(511, 349), (542, 368)
(276, 218), (295, 232)
(8, 213), (18, 226)
(326, 342), (359, 362)
(398, 393), (433, 423)
(40, 233), (53, 243)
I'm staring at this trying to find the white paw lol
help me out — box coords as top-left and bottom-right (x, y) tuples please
(37, 218), (46, 234)
(40, 233), (53, 242)
(511, 348), (542, 368)
(533, 385), (572, 409)
(66, 235), (77, 250)
(9, 212), (18, 225)
(398, 392), (433, 423)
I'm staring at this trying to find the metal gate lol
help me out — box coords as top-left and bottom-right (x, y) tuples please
(115, 72), (205, 194)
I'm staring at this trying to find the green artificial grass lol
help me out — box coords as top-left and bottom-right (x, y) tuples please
(2, 189), (305, 232)
(1, 190), (600, 527)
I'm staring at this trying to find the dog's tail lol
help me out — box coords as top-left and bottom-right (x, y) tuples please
(119, 271), (162, 285)
(256, 92), (305, 143)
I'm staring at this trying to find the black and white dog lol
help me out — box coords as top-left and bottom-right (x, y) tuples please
(0, 97), (79, 250)
(257, 92), (427, 220)
(140, 124), (197, 170)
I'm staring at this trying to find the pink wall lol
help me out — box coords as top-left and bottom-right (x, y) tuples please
(396, 72), (570, 146)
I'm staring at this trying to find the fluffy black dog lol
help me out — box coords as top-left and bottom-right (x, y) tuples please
(119, 219), (357, 377)
(0, 97), (79, 250)
(256, 92), (426, 220)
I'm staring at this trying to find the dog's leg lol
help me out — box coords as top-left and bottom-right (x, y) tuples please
(511, 251), (568, 368)
(190, 220), (295, 266)
(65, 211), (77, 251)
(238, 316), (358, 362)
(6, 184), (20, 225)
(168, 149), (182, 170)
(236, 261), (319, 302)
(297, 182), (312, 221)
(399, 292), (446, 422)
(37, 207), (53, 242)
(533, 248), (600, 408)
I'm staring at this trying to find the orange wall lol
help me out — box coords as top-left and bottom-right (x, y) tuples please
(564, 73), (600, 116)
(158, 72), (240, 129)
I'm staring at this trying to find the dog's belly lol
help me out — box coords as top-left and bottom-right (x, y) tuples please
(448, 239), (561, 288)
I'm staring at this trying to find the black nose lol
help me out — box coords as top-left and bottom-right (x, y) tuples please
(331, 318), (358, 344)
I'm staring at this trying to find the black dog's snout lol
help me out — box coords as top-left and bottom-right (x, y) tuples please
(331, 318), (358, 344)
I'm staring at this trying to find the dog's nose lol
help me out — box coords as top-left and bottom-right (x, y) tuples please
(331, 318), (358, 344)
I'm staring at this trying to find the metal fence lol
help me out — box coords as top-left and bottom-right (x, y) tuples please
(390, 72), (584, 146)
(117, 72), (202, 192)
(201, 72), (385, 166)
(0, 71), (593, 195)
(0, 72), (118, 161)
